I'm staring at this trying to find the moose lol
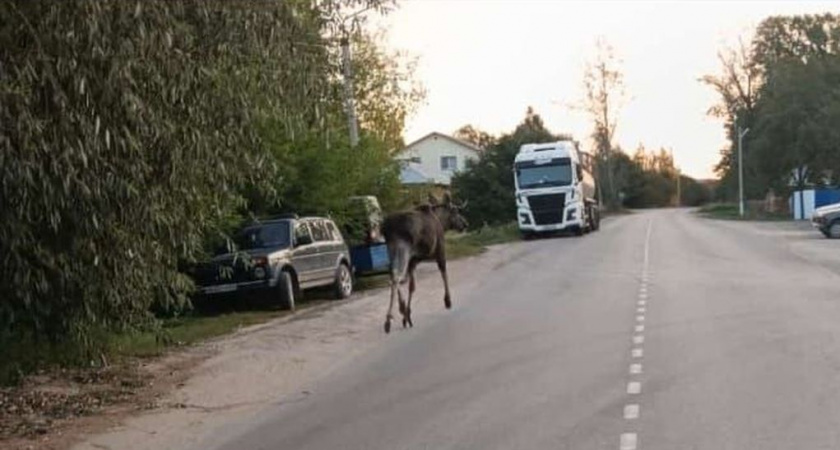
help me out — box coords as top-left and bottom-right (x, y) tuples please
(381, 193), (468, 333)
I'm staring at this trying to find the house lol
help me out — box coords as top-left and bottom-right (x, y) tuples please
(397, 132), (482, 186)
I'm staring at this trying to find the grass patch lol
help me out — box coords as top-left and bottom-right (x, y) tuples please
(355, 273), (390, 291)
(697, 203), (790, 221)
(446, 223), (521, 259)
(106, 310), (288, 359)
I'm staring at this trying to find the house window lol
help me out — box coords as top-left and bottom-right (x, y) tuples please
(441, 156), (457, 171)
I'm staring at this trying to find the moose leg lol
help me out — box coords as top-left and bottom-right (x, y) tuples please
(404, 263), (417, 328)
(438, 256), (452, 309)
(386, 244), (409, 333)
(385, 276), (397, 334)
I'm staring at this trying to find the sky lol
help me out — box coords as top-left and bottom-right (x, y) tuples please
(379, 0), (840, 179)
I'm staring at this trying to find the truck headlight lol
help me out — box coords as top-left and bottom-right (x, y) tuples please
(566, 208), (577, 221)
(253, 267), (267, 279)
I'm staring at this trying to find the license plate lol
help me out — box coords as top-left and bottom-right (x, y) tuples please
(203, 284), (237, 294)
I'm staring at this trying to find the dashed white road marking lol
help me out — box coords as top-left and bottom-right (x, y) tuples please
(620, 220), (652, 449)
(620, 432), (638, 450)
(624, 404), (640, 419)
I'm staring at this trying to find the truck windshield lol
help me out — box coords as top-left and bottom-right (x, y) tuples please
(516, 159), (573, 189)
(234, 222), (291, 250)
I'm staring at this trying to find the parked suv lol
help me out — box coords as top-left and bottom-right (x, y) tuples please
(192, 216), (353, 310)
(812, 202), (840, 239)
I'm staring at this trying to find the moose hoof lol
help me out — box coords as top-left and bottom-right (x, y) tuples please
(402, 317), (408, 328)
(444, 295), (452, 309)
(407, 316), (413, 328)
(384, 321), (391, 334)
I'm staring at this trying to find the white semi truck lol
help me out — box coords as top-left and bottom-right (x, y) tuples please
(513, 140), (600, 238)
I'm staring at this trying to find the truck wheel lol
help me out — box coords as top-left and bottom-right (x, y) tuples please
(829, 221), (840, 239)
(278, 271), (296, 311)
(333, 263), (353, 299)
(592, 209), (601, 231)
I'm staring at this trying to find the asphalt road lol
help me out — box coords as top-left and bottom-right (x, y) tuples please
(207, 209), (840, 450)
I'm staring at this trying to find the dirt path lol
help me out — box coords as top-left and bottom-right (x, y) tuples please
(66, 243), (528, 450)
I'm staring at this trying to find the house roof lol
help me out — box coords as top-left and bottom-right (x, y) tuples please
(402, 131), (483, 154)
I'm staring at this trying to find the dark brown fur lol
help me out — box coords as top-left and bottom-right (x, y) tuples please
(381, 195), (467, 333)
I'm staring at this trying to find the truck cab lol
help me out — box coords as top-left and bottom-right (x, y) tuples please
(514, 141), (599, 237)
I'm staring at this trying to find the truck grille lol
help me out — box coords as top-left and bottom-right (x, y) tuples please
(527, 193), (565, 225)
(193, 261), (252, 286)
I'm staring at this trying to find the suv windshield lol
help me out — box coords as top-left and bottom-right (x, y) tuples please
(516, 158), (573, 189)
(233, 222), (291, 250)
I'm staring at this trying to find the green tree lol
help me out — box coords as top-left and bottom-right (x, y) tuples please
(705, 14), (840, 199)
(453, 125), (496, 150)
(581, 38), (626, 209)
(452, 108), (561, 226)
(750, 57), (840, 193)
(701, 39), (761, 200)
(0, 0), (403, 381)
(350, 30), (426, 153)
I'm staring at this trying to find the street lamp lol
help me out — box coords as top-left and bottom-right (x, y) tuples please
(738, 126), (750, 217)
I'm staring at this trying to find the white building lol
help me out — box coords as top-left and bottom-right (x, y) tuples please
(397, 132), (482, 186)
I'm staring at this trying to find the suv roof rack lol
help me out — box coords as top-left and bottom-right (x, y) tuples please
(270, 213), (299, 220)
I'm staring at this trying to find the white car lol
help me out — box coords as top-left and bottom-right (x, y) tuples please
(811, 202), (840, 239)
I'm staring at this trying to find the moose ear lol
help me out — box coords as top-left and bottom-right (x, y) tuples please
(442, 192), (452, 205)
(427, 193), (439, 205)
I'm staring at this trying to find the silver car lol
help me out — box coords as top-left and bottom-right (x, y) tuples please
(193, 217), (353, 310)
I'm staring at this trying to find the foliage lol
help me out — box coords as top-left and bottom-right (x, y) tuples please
(704, 13), (840, 200)
(351, 31), (426, 153)
(750, 56), (840, 191)
(453, 125), (496, 150)
(581, 38), (626, 209)
(451, 108), (560, 226)
(0, 0), (419, 383)
(445, 223), (520, 259)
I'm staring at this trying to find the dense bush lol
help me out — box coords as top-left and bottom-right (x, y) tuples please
(0, 0), (399, 379)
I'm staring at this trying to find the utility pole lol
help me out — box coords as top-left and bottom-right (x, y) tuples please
(670, 148), (680, 207)
(738, 126), (750, 217)
(676, 167), (681, 207)
(340, 35), (360, 148)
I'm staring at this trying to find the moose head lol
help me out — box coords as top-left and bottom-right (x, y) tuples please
(428, 193), (468, 232)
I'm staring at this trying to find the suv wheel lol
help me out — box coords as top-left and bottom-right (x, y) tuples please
(829, 220), (840, 239)
(278, 271), (296, 311)
(334, 263), (353, 299)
